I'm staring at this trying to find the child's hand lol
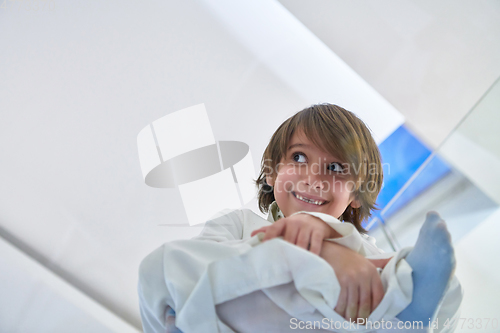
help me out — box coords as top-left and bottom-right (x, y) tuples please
(320, 241), (384, 323)
(368, 257), (393, 270)
(250, 213), (342, 256)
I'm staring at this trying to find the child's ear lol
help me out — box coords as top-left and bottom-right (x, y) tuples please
(266, 175), (275, 187)
(350, 199), (361, 209)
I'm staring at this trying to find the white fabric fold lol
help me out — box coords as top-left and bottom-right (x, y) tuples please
(138, 204), (463, 333)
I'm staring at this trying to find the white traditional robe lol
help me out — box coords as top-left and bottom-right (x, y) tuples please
(138, 202), (463, 332)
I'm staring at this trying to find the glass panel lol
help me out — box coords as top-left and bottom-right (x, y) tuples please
(369, 76), (500, 252)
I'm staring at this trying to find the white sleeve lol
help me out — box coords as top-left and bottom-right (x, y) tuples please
(137, 208), (261, 333)
(138, 245), (171, 333)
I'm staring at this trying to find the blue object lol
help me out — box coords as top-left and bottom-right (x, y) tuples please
(363, 125), (451, 230)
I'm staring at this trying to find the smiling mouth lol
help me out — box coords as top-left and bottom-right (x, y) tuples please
(292, 192), (328, 206)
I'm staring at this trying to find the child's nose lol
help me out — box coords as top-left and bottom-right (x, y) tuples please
(305, 174), (327, 190)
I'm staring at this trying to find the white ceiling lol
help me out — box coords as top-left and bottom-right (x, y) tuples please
(280, 0), (500, 149)
(1, 0), (499, 331)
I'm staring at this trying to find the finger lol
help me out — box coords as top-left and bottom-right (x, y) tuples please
(368, 258), (392, 269)
(334, 285), (348, 319)
(308, 230), (323, 256)
(346, 284), (359, 322)
(371, 274), (384, 312)
(283, 222), (299, 245)
(262, 220), (286, 242)
(254, 227), (269, 235)
(296, 227), (312, 251)
(250, 227), (267, 237)
(357, 281), (371, 322)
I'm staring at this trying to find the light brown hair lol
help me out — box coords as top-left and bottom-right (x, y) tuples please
(253, 103), (383, 233)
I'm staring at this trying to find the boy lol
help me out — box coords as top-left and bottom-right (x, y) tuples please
(138, 104), (462, 332)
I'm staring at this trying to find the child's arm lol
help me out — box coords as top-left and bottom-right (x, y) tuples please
(252, 210), (388, 257)
(251, 212), (341, 255)
(251, 212), (391, 323)
(367, 257), (392, 269)
(318, 240), (384, 323)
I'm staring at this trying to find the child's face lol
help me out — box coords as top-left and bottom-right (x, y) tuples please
(266, 129), (360, 219)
